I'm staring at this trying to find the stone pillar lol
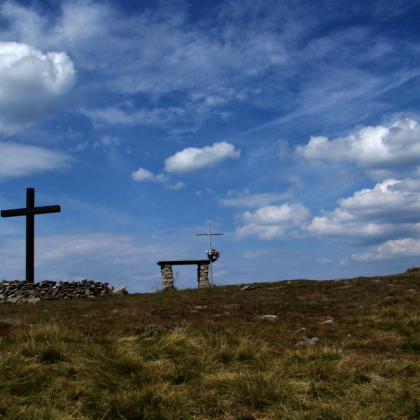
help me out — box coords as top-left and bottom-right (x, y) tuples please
(161, 264), (174, 290)
(197, 263), (210, 288)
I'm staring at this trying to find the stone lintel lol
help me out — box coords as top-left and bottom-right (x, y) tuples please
(157, 259), (209, 266)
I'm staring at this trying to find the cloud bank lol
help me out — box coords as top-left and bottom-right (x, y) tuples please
(307, 178), (420, 244)
(350, 238), (420, 263)
(296, 119), (420, 170)
(235, 177), (420, 247)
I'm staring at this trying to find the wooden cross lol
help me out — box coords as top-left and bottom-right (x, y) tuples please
(1, 188), (61, 283)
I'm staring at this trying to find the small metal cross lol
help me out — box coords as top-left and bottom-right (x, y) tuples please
(196, 220), (223, 286)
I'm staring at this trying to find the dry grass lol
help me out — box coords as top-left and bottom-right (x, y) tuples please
(0, 270), (420, 419)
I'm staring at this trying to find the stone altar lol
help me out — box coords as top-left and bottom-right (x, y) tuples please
(157, 259), (210, 290)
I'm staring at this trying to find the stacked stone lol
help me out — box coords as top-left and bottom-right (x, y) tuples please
(198, 263), (210, 288)
(0, 279), (112, 304)
(0, 280), (38, 304)
(160, 264), (174, 290)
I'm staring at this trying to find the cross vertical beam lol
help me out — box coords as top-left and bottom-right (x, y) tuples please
(1, 188), (61, 283)
(26, 188), (35, 284)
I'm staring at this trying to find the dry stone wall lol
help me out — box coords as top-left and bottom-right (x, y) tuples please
(0, 279), (120, 304)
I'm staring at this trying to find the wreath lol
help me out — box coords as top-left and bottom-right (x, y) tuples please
(206, 249), (220, 262)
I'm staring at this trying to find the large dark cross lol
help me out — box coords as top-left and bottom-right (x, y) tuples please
(1, 188), (60, 283)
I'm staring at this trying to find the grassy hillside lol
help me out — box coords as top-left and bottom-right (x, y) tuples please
(0, 270), (420, 419)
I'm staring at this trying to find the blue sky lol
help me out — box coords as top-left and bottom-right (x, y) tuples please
(1, 0), (420, 292)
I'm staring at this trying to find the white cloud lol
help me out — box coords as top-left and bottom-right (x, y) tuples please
(0, 42), (75, 131)
(92, 136), (122, 149)
(55, 1), (109, 45)
(131, 167), (185, 190)
(132, 168), (165, 183)
(296, 119), (420, 170)
(164, 141), (240, 173)
(349, 238), (420, 262)
(0, 142), (72, 179)
(235, 203), (311, 240)
(241, 203), (311, 225)
(83, 106), (185, 128)
(220, 188), (288, 207)
(132, 168), (157, 182)
(307, 178), (420, 244)
(166, 181), (186, 190)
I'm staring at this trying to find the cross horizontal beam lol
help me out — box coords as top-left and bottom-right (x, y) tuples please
(1, 205), (60, 218)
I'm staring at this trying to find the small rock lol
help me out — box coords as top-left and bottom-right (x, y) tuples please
(7, 297), (19, 304)
(16, 298), (28, 303)
(144, 325), (176, 337)
(373, 375), (389, 382)
(240, 285), (256, 291)
(296, 337), (320, 346)
(0, 318), (15, 324)
(113, 286), (128, 295)
(27, 298), (41, 304)
(323, 319), (334, 324)
(259, 315), (278, 320)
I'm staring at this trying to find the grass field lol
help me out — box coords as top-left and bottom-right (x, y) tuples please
(0, 269), (420, 419)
